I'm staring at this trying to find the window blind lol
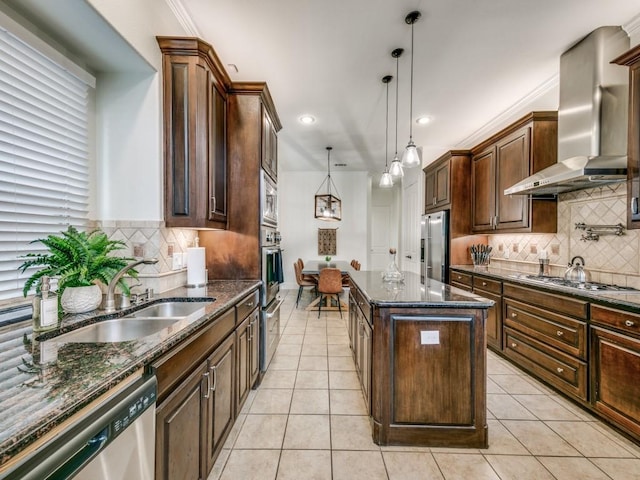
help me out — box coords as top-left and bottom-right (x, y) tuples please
(0, 26), (92, 301)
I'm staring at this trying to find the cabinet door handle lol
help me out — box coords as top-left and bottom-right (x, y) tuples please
(511, 312), (517, 318)
(482, 281), (487, 286)
(556, 330), (564, 337)
(248, 323), (252, 341)
(210, 365), (217, 392)
(625, 320), (635, 327)
(556, 367), (564, 374)
(511, 342), (517, 348)
(494, 216), (498, 230)
(203, 372), (211, 399)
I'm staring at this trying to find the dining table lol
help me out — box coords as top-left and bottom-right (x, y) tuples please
(301, 260), (354, 311)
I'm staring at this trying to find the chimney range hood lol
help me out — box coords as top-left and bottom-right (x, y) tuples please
(505, 26), (630, 196)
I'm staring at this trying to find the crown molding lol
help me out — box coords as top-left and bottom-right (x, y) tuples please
(165, 0), (200, 37)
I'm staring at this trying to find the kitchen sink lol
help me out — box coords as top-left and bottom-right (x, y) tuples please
(49, 301), (214, 343)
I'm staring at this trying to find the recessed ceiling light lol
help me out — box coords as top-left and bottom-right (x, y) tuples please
(299, 115), (316, 125)
(416, 116), (431, 125)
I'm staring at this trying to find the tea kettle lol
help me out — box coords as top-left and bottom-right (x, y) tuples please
(564, 256), (590, 283)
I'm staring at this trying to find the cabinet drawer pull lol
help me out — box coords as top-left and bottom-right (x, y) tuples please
(511, 342), (517, 348)
(556, 367), (564, 374)
(246, 301), (254, 308)
(203, 372), (211, 399)
(210, 366), (217, 392)
(625, 320), (635, 327)
(556, 330), (564, 337)
(457, 275), (462, 280)
(482, 281), (487, 286)
(511, 312), (517, 318)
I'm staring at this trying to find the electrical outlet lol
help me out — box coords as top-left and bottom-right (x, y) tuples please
(172, 252), (183, 270)
(133, 243), (144, 258)
(167, 243), (175, 257)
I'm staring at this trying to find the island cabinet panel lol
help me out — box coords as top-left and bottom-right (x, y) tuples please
(590, 305), (640, 441)
(372, 307), (488, 448)
(392, 315), (473, 425)
(473, 275), (503, 351)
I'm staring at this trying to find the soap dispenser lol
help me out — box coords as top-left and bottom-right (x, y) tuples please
(32, 276), (58, 333)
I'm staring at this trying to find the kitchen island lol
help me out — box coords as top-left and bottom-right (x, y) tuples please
(348, 270), (494, 448)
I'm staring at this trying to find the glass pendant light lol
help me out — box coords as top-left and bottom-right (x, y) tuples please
(401, 11), (421, 168)
(314, 147), (342, 221)
(389, 48), (404, 178)
(379, 75), (394, 188)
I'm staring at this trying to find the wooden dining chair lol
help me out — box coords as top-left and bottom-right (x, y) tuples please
(294, 262), (317, 307)
(317, 268), (343, 318)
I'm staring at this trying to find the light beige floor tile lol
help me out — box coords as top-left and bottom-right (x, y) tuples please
(432, 453), (500, 480)
(239, 389), (258, 414)
(305, 326), (327, 335)
(484, 454), (554, 480)
(486, 356), (520, 374)
(222, 413), (247, 450)
(328, 356), (356, 371)
(269, 354), (300, 370)
(332, 450), (387, 480)
(276, 450), (332, 480)
(330, 389), (367, 415)
(330, 415), (379, 450)
(484, 419), (528, 454)
(283, 326), (306, 335)
(487, 394), (537, 420)
(590, 458), (640, 480)
(303, 334), (328, 345)
(219, 449), (280, 480)
(486, 377), (506, 394)
(501, 420), (581, 456)
(326, 320), (346, 329)
(208, 448), (230, 480)
(490, 374), (545, 394)
(233, 414), (288, 449)
(298, 355), (328, 371)
(327, 327), (346, 336)
(590, 423), (640, 457)
(295, 370), (329, 389)
(329, 370), (361, 390)
(327, 335), (349, 345)
(282, 414), (331, 449)
(279, 334), (304, 345)
(512, 394), (584, 421)
(290, 389), (330, 414)
(301, 344), (328, 356)
(275, 343), (302, 356)
(260, 370), (297, 389)
(538, 456), (611, 479)
(546, 421), (638, 458)
(249, 388), (293, 414)
(382, 451), (444, 479)
(328, 344), (352, 357)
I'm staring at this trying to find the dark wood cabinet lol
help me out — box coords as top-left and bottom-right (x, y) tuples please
(349, 284), (372, 413)
(157, 37), (231, 229)
(424, 158), (450, 212)
(236, 299), (260, 412)
(613, 45), (640, 228)
(473, 275), (503, 351)
(502, 283), (588, 402)
(590, 305), (640, 441)
(471, 112), (558, 233)
(262, 109), (278, 181)
(449, 269), (473, 292)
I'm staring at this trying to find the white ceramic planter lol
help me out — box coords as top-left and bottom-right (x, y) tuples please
(61, 285), (102, 314)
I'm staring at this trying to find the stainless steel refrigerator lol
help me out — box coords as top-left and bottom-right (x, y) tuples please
(420, 210), (449, 284)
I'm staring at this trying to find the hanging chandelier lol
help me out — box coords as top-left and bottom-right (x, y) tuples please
(314, 147), (342, 221)
(379, 75), (394, 188)
(389, 48), (404, 178)
(401, 10), (421, 168)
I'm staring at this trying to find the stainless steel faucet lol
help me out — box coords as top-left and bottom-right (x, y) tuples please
(103, 258), (159, 313)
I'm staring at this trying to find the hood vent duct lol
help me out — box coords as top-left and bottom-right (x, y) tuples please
(505, 26), (630, 196)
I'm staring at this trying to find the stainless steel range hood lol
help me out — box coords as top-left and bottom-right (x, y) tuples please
(505, 26), (630, 196)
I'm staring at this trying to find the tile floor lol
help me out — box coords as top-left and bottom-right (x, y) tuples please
(209, 289), (640, 480)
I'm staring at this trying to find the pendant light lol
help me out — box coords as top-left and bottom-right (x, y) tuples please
(379, 75), (394, 188)
(389, 48), (404, 178)
(401, 10), (421, 168)
(314, 147), (342, 221)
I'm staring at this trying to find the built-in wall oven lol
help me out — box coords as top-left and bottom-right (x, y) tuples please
(261, 225), (283, 372)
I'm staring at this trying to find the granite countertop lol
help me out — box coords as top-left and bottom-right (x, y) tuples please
(0, 280), (260, 467)
(349, 270), (494, 309)
(450, 265), (640, 313)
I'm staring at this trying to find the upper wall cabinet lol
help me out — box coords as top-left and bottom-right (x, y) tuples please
(471, 112), (558, 234)
(157, 37), (231, 229)
(262, 109), (278, 181)
(613, 45), (640, 229)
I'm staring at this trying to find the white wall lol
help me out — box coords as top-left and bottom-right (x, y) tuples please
(279, 171), (370, 289)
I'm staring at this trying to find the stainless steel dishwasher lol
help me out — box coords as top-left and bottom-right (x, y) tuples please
(2, 375), (157, 480)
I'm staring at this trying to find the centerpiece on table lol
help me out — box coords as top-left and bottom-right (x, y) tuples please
(18, 226), (139, 314)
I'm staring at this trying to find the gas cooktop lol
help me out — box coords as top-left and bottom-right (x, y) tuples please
(522, 275), (640, 294)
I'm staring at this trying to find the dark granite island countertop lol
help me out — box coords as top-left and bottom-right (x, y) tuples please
(348, 270), (493, 449)
(0, 280), (260, 469)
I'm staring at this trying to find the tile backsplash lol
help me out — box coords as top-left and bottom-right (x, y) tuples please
(488, 182), (640, 289)
(96, 220), (197, 294)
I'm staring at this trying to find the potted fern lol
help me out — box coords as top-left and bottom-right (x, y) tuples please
(18, 226), (139, 314)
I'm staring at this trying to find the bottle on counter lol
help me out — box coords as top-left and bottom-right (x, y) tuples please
(32, 276), (59, 333)
(382, 248), (404, 283)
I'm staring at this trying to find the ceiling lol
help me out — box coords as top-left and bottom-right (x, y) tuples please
(174, 0), (640, 179)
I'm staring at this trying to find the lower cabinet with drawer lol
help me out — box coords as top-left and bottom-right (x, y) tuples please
(590, 304), (640, 441)
(502, 283), (588, 402)
(152, 288), (259, 480)
(450, 269), (473, 292)
(473, 275), (503, 351)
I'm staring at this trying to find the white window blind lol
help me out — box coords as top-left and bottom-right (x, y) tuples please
(0, 25), (93, 301)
